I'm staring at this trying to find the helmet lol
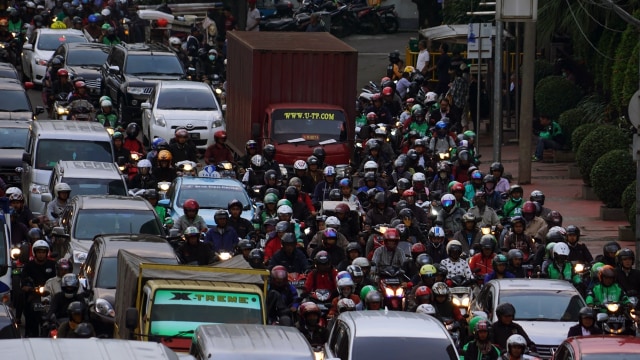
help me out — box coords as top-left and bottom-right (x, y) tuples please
(276, 199), (292, 209)
(553, 242), (570, 258)
(415, 253), (434, 268)
(490, 162), (504, 174)
(382, 86), (393, 96)
(412, 172), (426, 183)
(419, 264), (437, 277)
(28, 228), (42, 240)
(352, 257), (370, 270)
(446, 240), (463, 257)
(214, 210), (229, 221)
(365, 290), (383, 306)
(323, 228), (338, 241)
(56, 258), (72, 272)
(590, 262), (605, 280)
(183, 199), (200, 212)
(54, 182), (72, 197)
(335, 203), (351, 215)
(314, 250), (330, 265)
(472, 318), (491, 336)
(137, 159), (152, 169)
(432, 282), (450, 296)
(546, 210), (563, 227)
(151, 137), (168, 151)
(337, 298), (356, 313)
(435, 264), (448, 278)
(329, 189), (341, 201)
(88, 14), (98, 23)
(124, 123), (140, 138)
(492, 254), (508, 268)
(32, 239), (50, 256)
(373, 192), (386, 205)
(616, 248), (635, 265)
(411, 243), (426, 257)
(100, 98), (113, 108)
(73, 16), (83, 25)
(506, 335), (527, 354)
(61, 273), (80, 294)
(598, 265), (615, 282)
(248, 248), (265, 267)
(5, 187), (22, 197)
(359, 285), (376, 301)
(169, 36), (181, 46)
(263, 144), (276, 160)
(441, 193), (456, 212)
(507, 249), (524, 261)
(275, 221), (289, 233)
(480, 235), (496, 250)
(112, 131), (124, 141)
(366, 139), (381, 152)
(67, 301), (85, 318)
(9, 193), (24, 202)
(294, 160), (307, 170)
(298, 302), (321, 317)
(323, 166), (336, 177)
(451, 182), (464, 193)
(270, 265), (288, 281)
(603, 241), (621, 255)
(462, 212), (476, 224)
(522, 201), (536, 216)
(277, 205), (293, 216)
(158, 150), (172, 162)
(566, 225), (580, 237)
(263, 193), (278, 205)
(416, 304), (437, 315)
(228, 199), (243, 211)
(530, 190), (545, 205)
(578, 306), (595, 321)
(428, 226), (445, 239)
(26, 1), (36, 8)
(74, 80), (86, 89)
(435, 120), (447, 130)
(251, 155), (265, 168)
(346, 264), (363, 278)
(546, 226), (567, 243)
(57, 69), (69, 77)
(237, 239), (254, 251)
(509, 184), (523, 196)
(496, 302), (516, 317)
(510, 216), (526, 228)
(183, 226), (200, 237)
(289, 177), (302, 187)
(337, 277), (355, 294)
(214, 130), (227, 141)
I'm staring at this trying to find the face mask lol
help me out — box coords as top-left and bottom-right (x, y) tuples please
(209, 55), (216, 61)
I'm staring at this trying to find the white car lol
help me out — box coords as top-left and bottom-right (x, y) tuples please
(141, 81), (224, 150)
(21, 28), (88, 85)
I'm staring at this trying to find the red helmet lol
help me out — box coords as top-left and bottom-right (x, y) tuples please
(270, 265), (288, 280)
(406, 98), (415, 104)
(57, 69), (69, 77)
(522, 201), (536, 215)
(366, 112), (378, 121)
(384, 228), (399, 240)
(183, 199), (200, 211)
(214, 130), (227, 140)
(402, 189), (416, 198)
(157, 18), (168, 27)
(451, 182), (464, 193)
(74, 81), (86, 89)
(415, 285), (432, 298)
(175, 128), (188, 138)
(298, 301), (321, 317)
(411, 243), (426, 256)
(335, 203), (350, 214)
(382, 86), (393, 96)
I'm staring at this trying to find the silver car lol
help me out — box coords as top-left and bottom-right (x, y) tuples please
(471, 279), (587, 359)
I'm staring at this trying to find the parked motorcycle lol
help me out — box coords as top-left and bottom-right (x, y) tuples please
(376, 4), (399, 34)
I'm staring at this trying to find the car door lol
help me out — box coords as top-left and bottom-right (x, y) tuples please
(20, 129), (35, 207)
(80, 241), (99, 290)
(22, 30), (37, 76)
(107, 48), (125, 101)
(141, 87), (156, 139)
(552, 343), (574, 360)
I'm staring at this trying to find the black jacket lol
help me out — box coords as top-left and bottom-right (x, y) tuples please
(567, 324), (603, 337)
(616, 268), (640, 297)
(269, 248), (310, 274)
(491, 321), (535, 351)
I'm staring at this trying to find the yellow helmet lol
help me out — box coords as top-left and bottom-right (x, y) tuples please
(419, 264), (437, 277)
(158, 150), (173, 161)
(51, 21), (67, 29)
(404, 65), (415, 73)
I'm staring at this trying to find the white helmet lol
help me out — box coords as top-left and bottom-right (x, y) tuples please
(169, 36), (181, 46)
(277, 205), (293, 215)
(54, 182), (72, 197)
(32, 239), (50, 256)
(5, 187), (22, 196)
(101, 99), (112, 108)
(429, 226), (446, 238)
(506, 334), (527, 352)
(26, 1), (36, 8)
(325, 216), (340, 228)
(364, 161), (378, 171)
(99, 95), (111, 104)
(337, 298), (356, 312)
(323, 166), (336, 176)
(412, 172), (426, 182)
(416, 303), (437, 315)
(101, 8), (110, 16)
(294, 160), (308, 170)
(425, 92), (438, 103)
(553, 242), (570, 257)
(337, 277), (355, 292)
(137, 159), (152, 168)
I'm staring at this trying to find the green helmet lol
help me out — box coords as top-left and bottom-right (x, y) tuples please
(468, 315), (489, 335)
(410, 104), (422, 115)
(99, 95), (111, 104)
(112, 131), (123, 140)
(359, 285), (377, 300)
(101, 23), (111, 30)
(264, 193), (278, 204)
(276, 199), (292, 209)
(463, 130), (476, 139)
(591, 262), (605, 280)
(545, 242), (557, 258)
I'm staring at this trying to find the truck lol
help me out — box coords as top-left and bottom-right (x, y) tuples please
(114, 249), (270, 353)
(226, 31), (358, 168)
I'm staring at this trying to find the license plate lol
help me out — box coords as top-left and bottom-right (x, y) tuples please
(33, 303), (45, 312)
(190, 133), (200, 139)
(609, 316), (626, 323)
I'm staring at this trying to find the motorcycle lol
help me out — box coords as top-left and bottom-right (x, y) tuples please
(68, 99), (95, 121)
(595, 301), (637, 335)
(176, 160), (198, 177)
(307, 289), (332, 327)
(53, 92), (70, 120)
(377, 266), (406, 311)
(376, 4), (399, 34)
(157, 181), (172, 199)
(449, 275), (473, 316)
(442, 316), (461, 349)
(288, 272), (308, 298)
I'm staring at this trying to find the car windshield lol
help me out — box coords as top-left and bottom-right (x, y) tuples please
(499, 291), (585, 321)
(351, 337), (458, 360)
(0, 90), (31, 113)
(35, 140), (113, 170)
(73, 209), (163, 240)
(63, 178), (127, 197)
(581, 355), (640, 360)
(149, 289), (263, 337)
(156, 88), (217, 110)
(0, 128), (28, 149)
(37, 34), (87, 51)
(125, 55), (184, 76)
(177, 184), (251, 210)
(66, 48), (109, 66)
(271, 109), (346, 144)
(96, 256), (176, 289)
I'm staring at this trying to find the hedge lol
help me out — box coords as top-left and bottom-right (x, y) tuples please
(571, 123), (599, 153)
(558, 108), (587, 148)
(576, 125), (630, 185)
(622, 180), (636, 221)
(534, 76), (583, 119)
(590, 149), (635, 207)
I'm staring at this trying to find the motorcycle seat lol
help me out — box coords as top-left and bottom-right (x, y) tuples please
(377, 5), (395, 11)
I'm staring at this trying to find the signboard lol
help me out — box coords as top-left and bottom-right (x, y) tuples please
(467, 23), (493, 59)
(496, 0), (538, 21)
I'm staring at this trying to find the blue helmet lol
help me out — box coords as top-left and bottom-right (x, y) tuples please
(435, 121), (447, 130)
(152, 137), (168, 151)
(88, 14), (98, 23)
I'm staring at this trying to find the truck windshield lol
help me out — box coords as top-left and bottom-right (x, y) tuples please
(271, 109), (346, 144)
(35, 140), (113, 170)
(150, 290), (263, 337)
(63, 178), (127, 197)
(73, 209), (163, 240)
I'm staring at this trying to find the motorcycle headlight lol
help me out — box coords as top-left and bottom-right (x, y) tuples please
(461, 296), (470, 307)
(118, 164), (126, 172)
(630, 308), (637, 321)
(10, 247), (21, 260)
(130, 153), (140, 161)
(73, 250), (87, 264)
(395, 287), (404, 297)
(606, 303), (620, 313)
(452, 297), (461, 306)
(95, 298), (115, 317)
(126, 86), (145, 95)
(218, 252), (233, 261)
(107, 128), (114, 136)
(384, 287), (394, 297)
(56, 106), (69, 115)
(481, 227), (491, 235)
(215, 88), (222, 95)
(158, 182), (171, 191)
(574, 263), (584, 273)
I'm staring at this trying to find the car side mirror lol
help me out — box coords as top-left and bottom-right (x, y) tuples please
(141, 102), (151, 110)
(22, 152), (31, 165)
(35, 106), (44, 115)
(108, 65), (120, 75)
(22, 43), (32, 51)
(41, 193), (53, 203)
(125, 307), (139, 330)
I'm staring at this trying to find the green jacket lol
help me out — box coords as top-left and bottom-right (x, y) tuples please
(502, 198), (523, 218)
(461, 340), (501, 360)
(96, 113), (118, 128)
(154, 205), (167, 224)
(8, 20), (22, 33)
(586, 283), (629, 308)
(540, 121), (563, 143)
(547, 262), (581, 285)
(409, 122), (429, 137)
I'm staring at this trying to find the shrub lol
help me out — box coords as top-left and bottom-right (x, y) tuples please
(575, 94), (607, 124)
(622, 42), (640, 111)
(576, 125), (630, 185)
(621, 180), (636, 220)
(534, 76), (583, 119)
(630, 202), (636, 232)
(590, 149), (635, 208)
(534, 60), (554, 89)
(558, 108), (587, 147)
(571, 123), (599, 152)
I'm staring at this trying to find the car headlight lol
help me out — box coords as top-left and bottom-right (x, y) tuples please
(73, 250), (87, 264)
(126, 86), (145, 95)
(212, 119), (223, 128)
(95, 298), (115, 317)
(606, 303), (620, 313)
(29, 184), (48, 195)
(35, 57), (48, 66)
(154, 114), (166, 127)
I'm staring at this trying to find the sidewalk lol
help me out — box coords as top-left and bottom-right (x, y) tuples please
(475, 130), (631, 258)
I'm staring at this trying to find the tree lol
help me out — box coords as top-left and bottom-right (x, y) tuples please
(412, 0), (442, 29)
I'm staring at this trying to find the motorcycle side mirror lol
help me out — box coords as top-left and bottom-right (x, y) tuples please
(168, 228), (180, 238)
(117, 156), (127, 166)
(158, 199), (170, 208)
(41, 193), (52, 203)
(187, 67), (196, 75)
(35, 106), (44, 115)
(596, 313), (609, 322)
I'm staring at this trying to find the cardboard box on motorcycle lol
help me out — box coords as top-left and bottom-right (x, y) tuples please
(114, 249), (269, 353)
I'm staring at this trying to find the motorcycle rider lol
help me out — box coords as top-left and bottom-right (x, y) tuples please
(129, 159), (157, 190)
(364, 93), (392, 125)
(56, 301), (95, 338)
(123, 122), (144, 155)
(266, 265), (299, 326)
(507, 249), (527, 278)
(21, 240), (56, 337)
(586, 265), (630, 309)
(503, 216), (534, 262)
(453, 212), (482, 255)
(96, 99), (118, 128)
(142, 190), (167, 225)
(67, 79), (91, 103)
(615, 248), (640, 296)
(304, 250), (338, 299)
(461, 317), (501, 360)
(365, 192), (396, 227)
(313, 166), (339, 202)
(595, 241), (620, 267)
(269, 233), (309, 273)
(100, 24), (120, 45)
(43, 258), (72, 304)
(205, 210), (238, 254)
(429, 120), (456, 156)
(46, 182), (71, 223)
(296, 302), (329, 346)
(441, 240), (473, 282)
(371, 228), (406, 269)
(500, 335), (528, 360)
(566, 225), (593, 263)
(46, 273), (85, 323)
(489, 162), (510, 194)
(153, 150), (178, 183)
(205, 130), (234, 165)
(8, 188), (36, 228)
(408, 264), (437, 305)
(438, 193), (466, 237)
(227, 199), (253, 239)
(426, 226), (448, 263)
(522, 200), (547, 242)
(177, 227), (213, 265)
(492, 303), (536, 352)
(431, 282), (464, 322)
(530, 189), (551, 219)
(484, 254), (515, 282)
(174, 199), (207, 233)
(469, 235), (497, 277)
(567, 306), (603, 337)
(112, 132), (131, 164)
(429, 162), (452, 194)
(310, 228), (345, 268)
(328, 277), (362, 317)
(482, 174), (504, 211)
(502, 184), (524, 218)
(238, 140), (259, 175)
(169, 128), (198, 163)
(168, 36), (189, 68)
(546, 242), (581, 285)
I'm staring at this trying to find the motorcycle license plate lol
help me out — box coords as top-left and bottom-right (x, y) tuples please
(11, 268), (21, 275)
(609, 316), (625, 323)
(33, 303), (45, 312)
(190, 133), (200, 139)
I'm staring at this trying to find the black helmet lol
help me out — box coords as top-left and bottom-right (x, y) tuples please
(312, 147), (326, 163)
(406, 149), (418, 162)
(603, 242), (620, 256)
(214, 209), (229, 221)
(263, 144), (276, 160)
(545, 210), (563, 227)
(364, 171), (377, 183)
(545, 226), (567, 243)
(306, 155), (319, 167)
(74, 322), (93, 338)
(399, 208), (413, 220)
(483, 174), (496, 185)
(265, 187), (280, 198)
(329, 188), (342, 201)
(144, 189), (159, 200)
(496, 302), (516, 318)
(366, 139), (381, 152)
(314, 250), (330, 265)
(67, 301), (86, 319)
(285, 186), (299, 203)
(565, 225), (580, 238)
(507, 249), (524, 261)
(530, 190), (545, 205)
(281, 233), (297, 245)
(248, 248), (265, 268)
(265, 169), (278, 182)
(227, 199), (243, 211)
(346, 242), (362, 255)
(489, 162), (504, 174)
(397, 178), (411, 192)
(394, 156), (407, 169)
(125, 122), (140, 138)
(480, 235), (496, 250)
(61, 273), (79, 294)
(373, 192), (386, 205)
(510, 216), (526, 227)
(616, 248), (635, 265)
(237, 239), (254, 251)
(395, 200), (408, 213)
(415, 253), (434, 267)
(578, 306), (595, 320)
(50, 56), (63, 67)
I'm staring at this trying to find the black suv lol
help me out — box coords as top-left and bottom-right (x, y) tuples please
(101, 43), (185, 122)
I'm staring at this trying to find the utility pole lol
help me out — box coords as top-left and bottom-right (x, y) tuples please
(518, 21), (536, 184)
(492, 20), (503, 162)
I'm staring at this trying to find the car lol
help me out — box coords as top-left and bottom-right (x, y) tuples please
(79, 233), (178, 337)
(0, 121), (30, 187)
(53, 42), (110, 100)
(471, 279), (587, 359)
(0, 79), (44, 120)
(101, 43), (186, 122)
(19, 121), (115, 215)
(552, 335), (640, 360)
(141, 81), (224, 150)
(21, 28), (88, 85)
(43, 161), (128, 203)
(160, 177), (254, 228)
(53, 195), (165, 268)
(323, 311), (459, 360)
(0, 63), (21, 81)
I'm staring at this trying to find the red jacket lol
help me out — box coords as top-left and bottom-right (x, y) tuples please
(304, 268), (339, 295)
(469, 253), (495, 276)
(263, 235), (282, 261)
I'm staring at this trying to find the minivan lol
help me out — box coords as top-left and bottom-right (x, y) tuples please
(18, 121), (115, 215)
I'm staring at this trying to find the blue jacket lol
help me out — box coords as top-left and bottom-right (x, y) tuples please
(484, 271), (515, 283)
(313, 180), (338, 202)
(205, 226), (239, 253)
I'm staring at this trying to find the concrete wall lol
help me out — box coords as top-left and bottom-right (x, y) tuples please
(385, 0), (418, 30)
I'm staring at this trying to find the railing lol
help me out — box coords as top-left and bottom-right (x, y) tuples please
(405, 49), (528, 76)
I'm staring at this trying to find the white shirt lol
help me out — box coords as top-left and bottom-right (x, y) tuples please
(246, 8), (261, 31)
(416, 49), (430, 73)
